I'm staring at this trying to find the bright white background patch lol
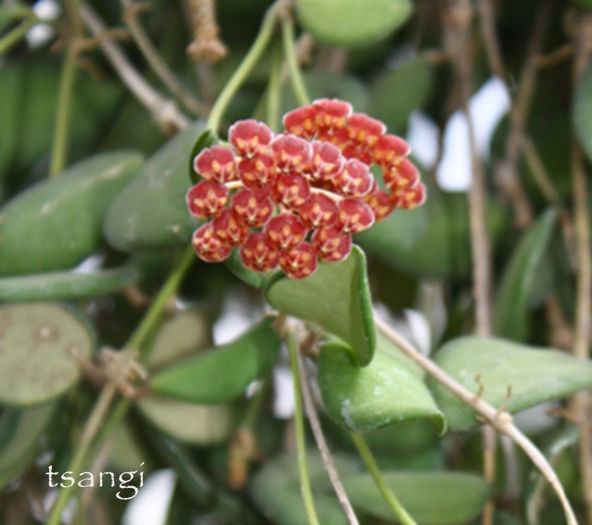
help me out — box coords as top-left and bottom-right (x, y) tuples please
(436, 77), (511, 191)
(122, 469), (176, 525)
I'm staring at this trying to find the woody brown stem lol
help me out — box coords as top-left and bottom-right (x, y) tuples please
(570, 12), (592, 525)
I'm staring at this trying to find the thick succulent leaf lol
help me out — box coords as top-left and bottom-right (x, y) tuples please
(0, 152), (143, 276)
(0, 403), (56, 491)
(149, 318), (281, 403)
(493, 209), (558, 340)
(342, 471), (489, 524)
(358, 191), (506, 279)
(104, 122), (204, 251)
(264, 246), (375, 366)
(0, 264), (139, 302)
(574, 65), (592, 163)
(0, 304), (94, 406)
(318, 341), (445, 433)
(428, 337), (592, 431)
(295, 0), (412, 47)
(369, 57), (434, 133)
(136, 395), (234, 446)
(250, 452), (360, 525)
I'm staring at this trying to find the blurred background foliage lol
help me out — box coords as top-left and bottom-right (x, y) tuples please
(1, 0), (592, 524)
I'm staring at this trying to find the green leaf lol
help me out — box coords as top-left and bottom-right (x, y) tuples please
(147, 310), (210, 371)
(295, 0), (412, 47)
(574, 65), (592, 163)
(136, 394), (235, 446)
(0, 303), (94, 405)
(0, 264), (139, 302)
(264, 245), (375, 366)
(104, 122), (205, 251)
(369, 57), (434, 133)
(150, 318), (281, 403)
(0, 152), (143, 276)
(342, 471), (490, 524)
(358, 190), (507, 279)
(428, 337), (592, 431)
(493, 209), (558, 340)
(250, 452), (360, 525)
(318, 341), (445, 433)
(0, 403), (56, 491)
(188, 128), (218, 184)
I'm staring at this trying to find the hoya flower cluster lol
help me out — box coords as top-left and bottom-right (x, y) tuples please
(187, 99), (426, 279)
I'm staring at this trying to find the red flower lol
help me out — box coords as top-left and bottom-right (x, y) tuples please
(187, 98), (426, 278)
(186, 180), (228, 219)
(279, 241), (318, 279)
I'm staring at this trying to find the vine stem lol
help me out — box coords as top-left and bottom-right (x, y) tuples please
(46, 247), (194, 525)
(287, 330), (320, 525)
(282, 16), (310, 107)
(349, 433), (417, 525)
(297, 348), (360, 524)
(373, 313), (578, 525)
(207, 1), (283, 132)
(0, 16), (39, 56)
(50, 44), (77, 176)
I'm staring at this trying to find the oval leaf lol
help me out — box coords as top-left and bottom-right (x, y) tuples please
(318, 341), (445, 433)
(342, 471), (489, 524)
(428, 337), (592, 431)
(104, 122), (204, 251)
(150, 318), (281, 403)
(369, 57), (434, 133)
(0, 304), (94, 405)
(264, 245), (375, 365)
(574, 65), (592, 163)
(0, 152), (143, 276)
(493, 209), (558, 340)
(295, 0), (412, 47)
(136, 394), (234, 446)
(0, 264), (139, 302)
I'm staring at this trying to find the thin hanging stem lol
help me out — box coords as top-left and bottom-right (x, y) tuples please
(373, 312), (578, 525)
(120, 0), (206, 116)
(297, 349), (359, 524)
(287, 330), (320, 525)
(46, 247), (195, 525)
(50, 44), (77, 176)
(282, 16), (310, 106)
(207, 2), (281, 132)
(350, 433), (417, 525)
